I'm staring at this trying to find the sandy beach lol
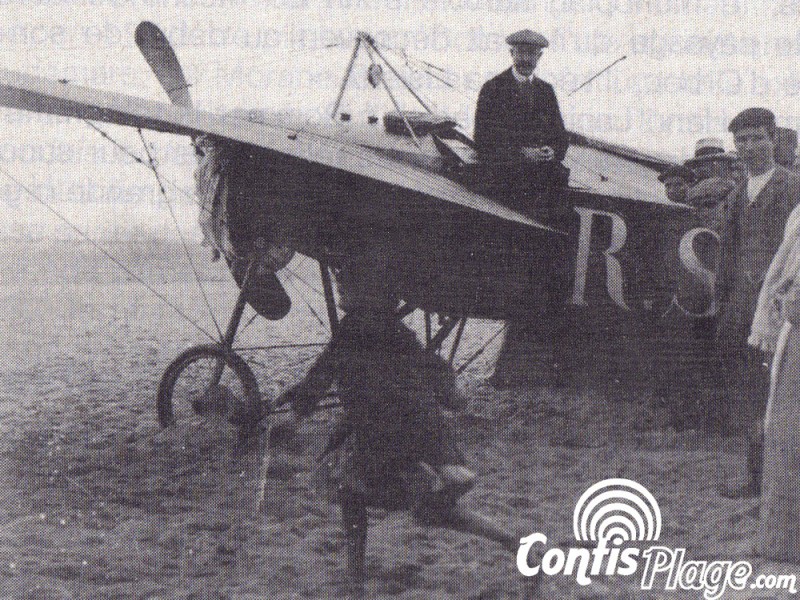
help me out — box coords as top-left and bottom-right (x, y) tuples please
(0, 237), (794, 599)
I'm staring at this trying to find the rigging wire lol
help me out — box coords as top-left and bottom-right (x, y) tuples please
(238, 310), (260, 335)
(84, 121), (341, 316)
(0, 164), (216, 342)
(371, 43), (457, 113)
(137, 128), (224, 340)
(284, 254), (344, 311)
(2, 130), (332, 350)
(84, 121), (223, 224)
(378, 42), (628, 104)
(378, 43), (460, 81)
(455, 322), (507, 375)
(378, 43), (482, 101)
(84, 120), (149, 167)
(91, 120), (337, 338)
(282, 263), (342, 310)
(85, 123), (364, 274)
(568, 55), (627, 97)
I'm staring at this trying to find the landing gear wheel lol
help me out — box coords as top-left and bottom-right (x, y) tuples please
(157, 344), (264, 430)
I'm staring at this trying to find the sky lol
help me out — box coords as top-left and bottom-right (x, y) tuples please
(1, 0), (800, 237)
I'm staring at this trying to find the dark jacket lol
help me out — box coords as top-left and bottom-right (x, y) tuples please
(282, 314), (465, 488)
(716, 165), (800, 356)
(474, 68), (568, 162)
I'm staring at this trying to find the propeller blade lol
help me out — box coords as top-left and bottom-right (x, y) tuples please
(135, 21), (193, 107)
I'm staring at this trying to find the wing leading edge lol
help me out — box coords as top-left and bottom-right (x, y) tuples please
(568, 131), (677, 173)
(0, 67), (556, 233)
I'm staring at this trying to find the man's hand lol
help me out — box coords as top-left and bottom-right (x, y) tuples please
(521, 146), (554, 162)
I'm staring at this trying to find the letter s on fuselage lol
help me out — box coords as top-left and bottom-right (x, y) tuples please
(568, 207), (717, 316)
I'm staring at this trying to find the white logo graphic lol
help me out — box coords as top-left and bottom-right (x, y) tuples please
(572, 478), (661, 544)
(517, 478), (798, 598)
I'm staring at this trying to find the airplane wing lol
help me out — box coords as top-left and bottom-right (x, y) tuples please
(568, 130), (677, 172)
(564, 144), (677, 204)
(0, 67), (555, 233)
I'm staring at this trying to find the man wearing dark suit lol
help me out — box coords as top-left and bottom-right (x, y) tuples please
(474, 29), (568, 180)
(716, 107), (800, 497)
(476, 30), (569, 389)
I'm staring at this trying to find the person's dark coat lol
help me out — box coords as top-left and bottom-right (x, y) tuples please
(717, 166), (800, 356)
(714, 166), (800, 433)
(282, 313), (465, 499)
(474, 68), (568, 162)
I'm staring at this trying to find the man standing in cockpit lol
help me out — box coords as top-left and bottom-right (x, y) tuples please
(475, 29), (571, 389)
(474, 28), (569, 200)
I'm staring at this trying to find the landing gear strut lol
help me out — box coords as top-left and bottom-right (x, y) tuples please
(156, 258), (264, 432)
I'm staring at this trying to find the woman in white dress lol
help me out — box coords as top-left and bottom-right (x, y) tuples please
(749, 203), (800, 562)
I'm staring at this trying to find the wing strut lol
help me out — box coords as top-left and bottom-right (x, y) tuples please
(360, 33), (433, 114)
(135, 128), (224, 340)
(331, 35), (362, 119)
(331, 31), (438, 148)
(361, 38), (422, 147)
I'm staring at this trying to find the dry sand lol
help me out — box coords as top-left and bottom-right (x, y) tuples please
(0, 238), (794, 599)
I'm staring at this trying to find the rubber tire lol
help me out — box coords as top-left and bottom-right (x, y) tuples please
(156, 344), (263, 429)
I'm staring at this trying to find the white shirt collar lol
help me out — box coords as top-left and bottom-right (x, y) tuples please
(512, 66), (536, 84)
(747, 167), (776, 204)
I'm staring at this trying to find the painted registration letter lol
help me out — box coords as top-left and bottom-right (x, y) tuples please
(673, 227), (719, 317)
(571, 207), (629, 309)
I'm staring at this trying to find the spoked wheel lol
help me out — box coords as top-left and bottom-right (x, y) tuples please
(157, 344), (264, 431)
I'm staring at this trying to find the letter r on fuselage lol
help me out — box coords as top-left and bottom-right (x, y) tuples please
(571, 207), (629, 309)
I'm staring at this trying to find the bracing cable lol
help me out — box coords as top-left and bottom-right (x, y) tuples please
(0, 164), (217, 341)
(137, 128), (224, 339)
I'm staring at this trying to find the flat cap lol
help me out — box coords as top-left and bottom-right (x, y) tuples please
(658, 164), (695, 183)
(728, 107), (776, 133)
(506, 29), (549, 48)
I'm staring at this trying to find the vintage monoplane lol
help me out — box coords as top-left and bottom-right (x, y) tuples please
(0, 22), (715, 594)
(0, 23), (711, 419)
